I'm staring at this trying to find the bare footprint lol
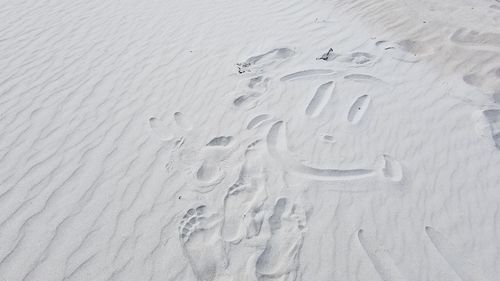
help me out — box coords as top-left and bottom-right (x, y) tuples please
(194, 160), (225, 189)
(222, 142), (267, 242)
(376, 40), (432, 62)
(345, 52), (376, 66)
(233, 91), (262, 110)
(174, 112), (194, 131)
(221, 179), (265, 242)
(179, 206), (227, 281)
(317, 49), (376, 67)
(450, 28), (500, 49)
(248, 75), (271, 92)
(237, 48), (294, 74)
(256, 198), (305, 281)
(149, 117), (174, 141)
(464, 68), (500, 101)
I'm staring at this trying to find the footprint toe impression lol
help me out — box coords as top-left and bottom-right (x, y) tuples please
(179, 206), (225, 281)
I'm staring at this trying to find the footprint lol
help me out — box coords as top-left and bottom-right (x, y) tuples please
(179, 206), (226, 281)
(280, 69), (334, 82)
(233, 91), (262, 110)
(358, 229), (410, 281)
(425, 226), (490, 281)
(317, 49), (376, 66)
(240, 140), (266, 178)
(195, 160), (224, 187)
(207, 136), (233, 147)
(305, 81), (335, 118)
(247, 114), (273, 129)
(174, 112), (193, 131)
(463, 68), (500, 96)
(249, 76), (264, 87)
(347, 95), (371, 125)
(149, 117), (174, 141)
(397, 39), (433, 56)
(376, 40), (431, 62)
(343, 52), (376, 66)
(222, 142), (267, 242)
(255, 198), (305, 280)
(375, 40), (394, 49)
(221, 179), (265, 242)
(237, 48), (294, 74)
(248, 76), (271, 92)
(482, 109), (500, 149)
(450, 28), (500, 49)
(463, 73), (482, 87)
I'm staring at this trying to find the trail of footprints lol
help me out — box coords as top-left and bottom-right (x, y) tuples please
(149, 46), (411, 280)
(177, 141), (306, 281)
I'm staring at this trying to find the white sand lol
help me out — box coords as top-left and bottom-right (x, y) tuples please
(0, 0), (499, 280)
